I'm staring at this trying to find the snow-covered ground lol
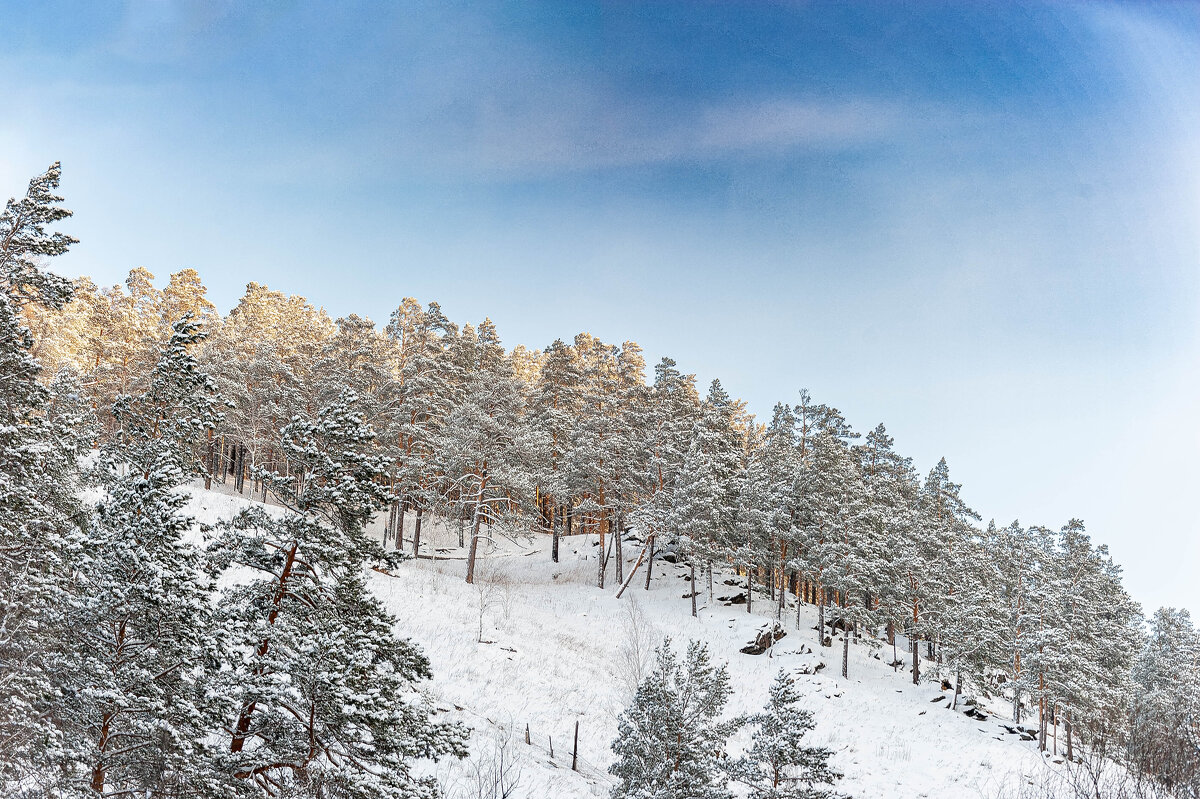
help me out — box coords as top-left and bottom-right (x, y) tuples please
(184, 481), (1066, 799)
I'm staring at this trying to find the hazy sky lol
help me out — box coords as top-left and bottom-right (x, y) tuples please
(3, 2), (1198, 614)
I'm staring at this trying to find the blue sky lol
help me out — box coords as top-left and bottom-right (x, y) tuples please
(2, 2), (1198, 614)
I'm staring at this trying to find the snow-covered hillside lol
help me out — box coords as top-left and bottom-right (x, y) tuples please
(185, 482), (1063, 799)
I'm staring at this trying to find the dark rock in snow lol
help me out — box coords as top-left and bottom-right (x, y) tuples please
(717, 592), (747, 605)
(931, 695), (948, 703)
(740, 621), (787, 655)
(662, 552), (679, 564)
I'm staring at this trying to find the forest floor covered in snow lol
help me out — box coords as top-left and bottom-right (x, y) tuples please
(185, 481), (1071, 799)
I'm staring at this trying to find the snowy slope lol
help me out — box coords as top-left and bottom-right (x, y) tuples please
(183, 482), (1067, 799)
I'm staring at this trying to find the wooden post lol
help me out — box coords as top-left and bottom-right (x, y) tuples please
(571, 720), (579, 771)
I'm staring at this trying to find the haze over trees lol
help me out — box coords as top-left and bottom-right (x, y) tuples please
(4, 163), (1198, 797)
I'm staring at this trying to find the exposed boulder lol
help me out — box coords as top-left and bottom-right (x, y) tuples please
(740, 621), (787, 655)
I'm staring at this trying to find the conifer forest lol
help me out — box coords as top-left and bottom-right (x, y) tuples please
(3, 155), (1197, 799)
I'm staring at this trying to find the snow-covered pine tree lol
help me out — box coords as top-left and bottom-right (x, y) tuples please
(1038, 520), (1141, 757)
(211, 389), (468, 797)
(0, 166), (85, 793)
(917, 458), (980, 664)
(931, 528), (1005, 709)
(789, 393), (859, 632)
(734, 408), (794, 616)
(609, 639), (743, 799)
(0, 161), (77, 311)
(1011, 524), (1063, 748)
(731, 671), (845, 799)
(389, 302), (457, 555)
(631, 358), (700, 592)
(853, 424), (919, 670)
(563, 334), (624, 588)
(604, 341), (652, 587)
(1128, 607), (1200, 794)
(894, 458), (976, 686)
(987, 519), (1044, 724)
(62, 315), (229, 797)
(669, 380), (744, 616)
(530, 338), (585, 562)
(802, 432), (880, 677)
(432, 321), (545, 584)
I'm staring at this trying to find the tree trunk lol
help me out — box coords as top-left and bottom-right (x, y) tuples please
(911, 629), (920, 686)
(644, 535), (654, 590)
(776, 570), (785, 620)
(205, 428), (214, 489)
(412, 503), (423, 556)
(91, 712), (113, 793)
(387, 500), (397, 547)
(397, 496), (406, 550)
(817, 584), (826, 644)
(842, 626), (849, 678)
(615, 541), (649, 599)
(746, 568), (753, 614)
(952, 670), (962, 709)
(690, 562), (697, 617)
(232, 542), (298, 752)
(464, 472), (488, 584)
(552, 503), (560, 563)
(796, 572), (802, 629)
(597, 516), (606, 589)
(614, 513), (624, 584)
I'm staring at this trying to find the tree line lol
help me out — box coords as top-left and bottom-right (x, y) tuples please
(5, 163), (1198, 796)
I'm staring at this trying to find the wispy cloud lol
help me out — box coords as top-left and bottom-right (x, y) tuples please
(394, 91), (911, 176)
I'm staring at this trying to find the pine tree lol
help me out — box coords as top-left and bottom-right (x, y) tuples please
(434, 322), (544, 584)
(0, 161), (77, 311)
(0, 164), (85, 796)
(61, 315), (229, 797)
(530, 338), (585, 562)
(853, 424), (919, 670)
(1128, 607), (1200, 794)
(734, 407), (796, 616)
(805, 432), (879, 678)
(385, 302), (456, 554)
(211, 390), (468, 797)
(631, 358), (700, 591)
(669, 381), (743, 615)
(731, 671), (844, 799)
(609, 639), (742, 799)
